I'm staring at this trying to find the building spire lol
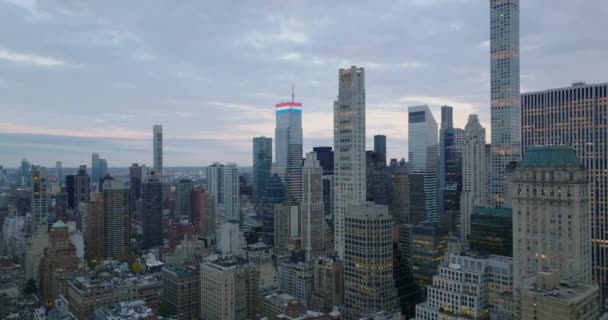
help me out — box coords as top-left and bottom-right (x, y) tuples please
(291, 84), (295, 102)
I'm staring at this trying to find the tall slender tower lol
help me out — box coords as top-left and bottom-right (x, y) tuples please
(223, 163), (240, 223)
(153, 125), (163, 179)
(333, 66), (366, 258)
(31, 166), (49, 234)
(490, 0), (521, 208)
(274, 88), (303, 202)
(142, 171), (163, 249)
(301, 152), (324, 261)
(252, 137), (273, 207)
(460, 115), (487, 241)
(55, 161), (63, 185)
(102, 177), (130, 259)
(91, 153), (100, 183)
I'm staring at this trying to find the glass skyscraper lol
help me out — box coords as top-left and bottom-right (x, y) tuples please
(252, 136), (272, 207)
(438, 106), (463, 233)
(153, 124), (163, 179)
(275, 97), (303, 202)
(490, 0), (521, 208)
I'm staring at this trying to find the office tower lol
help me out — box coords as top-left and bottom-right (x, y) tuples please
(219, 221), (242, 256)
(102, 176), (129, 259)
(161, 266), (200, 320)
(153, 125), (163, 179)
(199, 254), (258, 320)
(469, 207), (512, 257)
(343, 203), (398, 320)
(393, 243), (422, 319)
(243, 242), (276, 289)
(55, 161), (63, 185)
(521, 82), (608, 299)
(24, 166), (50, 281)
(91, 153), (100, 183)
(511, 146), (592, 291)
(85, 193), (104, 260)
(223, 163), (240, 223)
(322, 175), (333, 217)
(38, 220), (80, 306)
(405, 223), (449, 291)
(142, 171), (163, 249)
(460, 115), (487, 241)
(408, 105), (439, 223)
(309, 256), (344, 313)
(520, 271), (600, 320)
(390, 166), (409, 225)
(253, 136), (273, 207)
(20, 158), (31, 186)
(174, 179), (194, 221)
(99, 158), (108, 182)
(415, 252), (513, 320)
(66, 165), (90, 211)
(312, 146), (334, 176)
(206, 162), (223, 210)
(438, 106), (463, 233)
(301, 152), (324, 261)
(366, 151), (389, 205)
(374, 135), (387, 162)
(191, 186), (216, 237)
(129, 163), (142, 214)
(334, 66), (367, 258)
(259, 173), (287, 246)
(490, 0), (521, 208)
(275, 89), (303, 201)
(278, 260), (314, 304)
(274, 197), (300, 257)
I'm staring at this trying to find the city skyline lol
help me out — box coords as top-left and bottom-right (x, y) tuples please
(0, 1), (607, 167)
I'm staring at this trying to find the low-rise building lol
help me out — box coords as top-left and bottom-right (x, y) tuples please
(244, 242), (276, 289)
(278, 261), (313, 305)
(309, 256), (343, 313)
(94, 299), (156, 320)
(161, 266), (199, 320)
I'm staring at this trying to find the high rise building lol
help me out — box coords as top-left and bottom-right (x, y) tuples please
(199, 254), (258, 320)
(39, 220), (80, 307)
(243, 242), (276, 289)
(438, 106), (463, 233)
(521, 82), (608, 299)
(334, 66), (367, 258)
(206, 162), (223, 210)
(253, 136), (273, 207)
(322, 175), (333, 217)
(469, 207), (512, 257)
(259, 173), (287, 246)
(102, 177), (129, 259)
(142, 171), (163, 249)
(415, 252), (514, 320)
(374, 135), (387, 162)
(460, 115), (487, 241)
(404, 223), (449, 291)
(309, 256), (344, 313)
(511, 146), (592, 291)
(153, 125), (163, 179)
(274, 198), (300, 257)
(343, 203), (398, 320)
(91, 153), (100, 183)
(66, 165), (90, 211)
(20, 158), (31, 187)
(390, 165), (409, 225)
(55, 161), (63, 185)
(301, 152), (324, 261)
(408, 105), (439, 223)
(174, 179), (194, 221)
(206, 163), (241, 223)
(490, 0), (521, 208)
(85, 193), (104, 260)
(129, 163), (143, 215)
(191, 186), (216, 238)
(24, 165), (50, 281)
(275, 89), (303, 202)
(312, 147), (334, 176)
(366, 150), (390, 206)
(278, 260), (314, 304)
(99, 158), (108, 183)
(161, 265), (200, 320)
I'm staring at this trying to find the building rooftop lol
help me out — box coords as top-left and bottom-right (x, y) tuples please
(472, 207), (512, 219)
(519, 146), (580, 169)
(522, 273), (598, 304)
(95, 300), (153, 320)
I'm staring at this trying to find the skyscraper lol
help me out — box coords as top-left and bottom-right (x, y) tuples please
(343, 203), (398, 320)
(460, 115), (487, 241)
(91, 153), (100, 183)
(334, 66), (366, 258)
(259, 173), (287, 246)
(206, 162), (224, 211)
(301, 152), (324, 261)
(31, 165), (49, 234)
(511, 146), (592, 291)
(153, 125), (163, 179)
(312, 146), (334, 176)
(521, 82), (608, 298)
(275, 89), (303, 201)
(223, 163), (240, 223)
(174, 179), (194, 221)
(129, 163), (143, 215)
(490, 0), (521, 208)
(374, 135), (387, 162)
(102, 176), (129, 259)
(85, 193), (104, 260)
(190, 185), (215, 238)
(253, 136), (273, 207)
(66, 165), (90, 211)
(56, 161), (63, 185)
(274, 197), (300, 257)
(438, 106), (463, 232)
(408, 105), (439, 223)
(390, 165), (409, 225)
(142, 171), (163, 249)
(366, 150), (389, 205)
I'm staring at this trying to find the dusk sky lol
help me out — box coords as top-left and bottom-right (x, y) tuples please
(0, 0), (607, 167)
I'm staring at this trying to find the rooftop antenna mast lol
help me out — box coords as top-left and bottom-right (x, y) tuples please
(291, 84), (295, 102)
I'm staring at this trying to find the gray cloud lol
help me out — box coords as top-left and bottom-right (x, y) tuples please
(0, 0), (607, 167)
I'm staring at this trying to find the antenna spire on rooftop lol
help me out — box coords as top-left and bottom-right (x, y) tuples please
(291, 84), (295, 102)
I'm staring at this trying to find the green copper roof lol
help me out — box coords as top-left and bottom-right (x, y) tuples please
(52, 220), (67, 228)
(520, 146), (580, 169)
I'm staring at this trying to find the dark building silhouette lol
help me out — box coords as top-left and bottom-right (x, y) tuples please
(312, 147), (334, 176)
(142, 171), (163, 249)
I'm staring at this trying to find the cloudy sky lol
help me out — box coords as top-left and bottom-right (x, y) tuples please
(0, 0), (606, 167)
